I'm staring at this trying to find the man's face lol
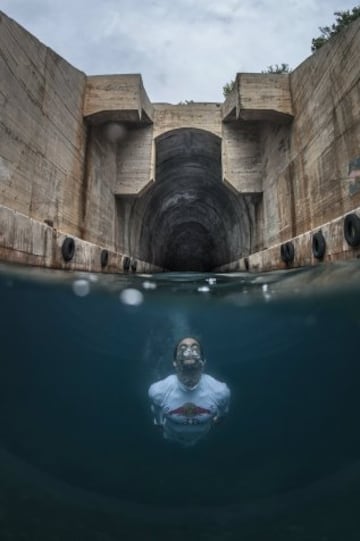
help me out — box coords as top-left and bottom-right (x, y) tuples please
(174, 337), (204, 387)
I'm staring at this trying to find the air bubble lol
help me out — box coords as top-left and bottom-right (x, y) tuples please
(72, 279), (90, 297)
(142, 281), (157, 290)
(120, 288), (144, 306)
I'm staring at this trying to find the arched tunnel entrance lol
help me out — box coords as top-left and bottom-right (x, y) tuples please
(124, 128), (260, 271)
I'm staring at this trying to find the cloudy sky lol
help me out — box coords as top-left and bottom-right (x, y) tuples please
(1, 0), (358, 103)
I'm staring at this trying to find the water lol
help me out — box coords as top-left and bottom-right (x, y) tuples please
(1, 261), (360, 540)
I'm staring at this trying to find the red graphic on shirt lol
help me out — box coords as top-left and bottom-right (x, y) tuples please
(168, 402), (211, 417)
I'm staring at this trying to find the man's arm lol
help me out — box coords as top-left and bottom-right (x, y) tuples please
(213, 383), (231, 424)
(148, 383), (164, 426)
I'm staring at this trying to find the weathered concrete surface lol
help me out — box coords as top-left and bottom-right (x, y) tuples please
(260, 122), (293, 246)
(222, 73), (293, 123)
(0, 11), (87, 238)
(80, 125), (118, 248)
(222, 121), (263, 193)
(261, 18), (360, 250)
(216, 207), (360, 273)
(153, 103), (222, 137)
(0, 204), (161, 273)
(115, 125), (154, 195)
(0, 12), (160, 272)
(84, 74), (153, 124)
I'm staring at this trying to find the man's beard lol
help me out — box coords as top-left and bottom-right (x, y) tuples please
(177, 365), (202, 388)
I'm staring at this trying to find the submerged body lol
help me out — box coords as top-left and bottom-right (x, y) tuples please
(148, 373), (230, 446)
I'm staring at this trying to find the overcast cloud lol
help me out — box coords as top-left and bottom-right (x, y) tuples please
(1, 0), (358, 102)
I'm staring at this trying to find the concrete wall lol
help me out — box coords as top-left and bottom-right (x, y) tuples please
(152, 103), (222, 137)
(222, 122), (263, 193)
(81, 126), (118, 249)
(0, 12), (161, 273)
(115, 125), (154, 195)
(218, 19), (360, 271)
(289, 18), (360, 234)
(260, 122), (293, 247)
(232, 17), (360, 272)
(0, 11), (87, 237)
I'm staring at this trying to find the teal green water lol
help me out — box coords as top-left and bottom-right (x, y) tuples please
(0, 262), (360, 540)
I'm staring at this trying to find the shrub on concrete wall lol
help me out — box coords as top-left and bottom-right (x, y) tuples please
(311, 5), (360, 51)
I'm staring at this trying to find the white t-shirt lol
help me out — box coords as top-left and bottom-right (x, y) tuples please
(148, 374), (230, 447)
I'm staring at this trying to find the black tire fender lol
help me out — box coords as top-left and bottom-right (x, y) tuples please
(280, 241), (295, 264)
(100, 249), (109, 268)
(61, 237), (75, 262)
(123, 256), (130, 272)
(312, 231), (326, 259)
(344, 213), (360, 247)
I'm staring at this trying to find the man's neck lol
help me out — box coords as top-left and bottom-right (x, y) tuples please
(177, 373), (203, 391)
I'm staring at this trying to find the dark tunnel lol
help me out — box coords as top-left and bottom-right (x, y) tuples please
(130, 128), (259, 271)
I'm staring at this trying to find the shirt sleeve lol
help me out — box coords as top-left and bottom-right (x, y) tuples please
(216, 382), (231, 418)
(148, 382), (164, 425)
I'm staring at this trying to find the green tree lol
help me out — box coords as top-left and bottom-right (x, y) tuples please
(223, 79), (235, 98)
(261, 63), (292, 74)
(311, 5), (360, 51)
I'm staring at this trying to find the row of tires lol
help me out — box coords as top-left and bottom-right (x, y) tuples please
(61, 237), (137, 271)
(280, 213), (360, 264)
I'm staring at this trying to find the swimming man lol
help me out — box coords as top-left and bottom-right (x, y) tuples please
(148, 337), (230, 447)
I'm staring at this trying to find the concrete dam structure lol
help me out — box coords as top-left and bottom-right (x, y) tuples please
(1, 11), (360, 273)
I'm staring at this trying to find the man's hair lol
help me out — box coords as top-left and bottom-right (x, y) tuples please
(173, 337), (204, 361)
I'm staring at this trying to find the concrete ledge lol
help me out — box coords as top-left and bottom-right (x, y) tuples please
(0, 205), (162, 274)
(222, 73), (294, 123)
(84, 74), (153, 125)
(216, 207), (360, 272)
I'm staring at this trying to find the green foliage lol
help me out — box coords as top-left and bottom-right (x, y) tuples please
(223, 79), (235, 98)
(261, 63), (292, 74)
(311, 5), (360, 51)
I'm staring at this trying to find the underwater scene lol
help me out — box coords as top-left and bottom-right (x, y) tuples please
(0, 261), (360, 540)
